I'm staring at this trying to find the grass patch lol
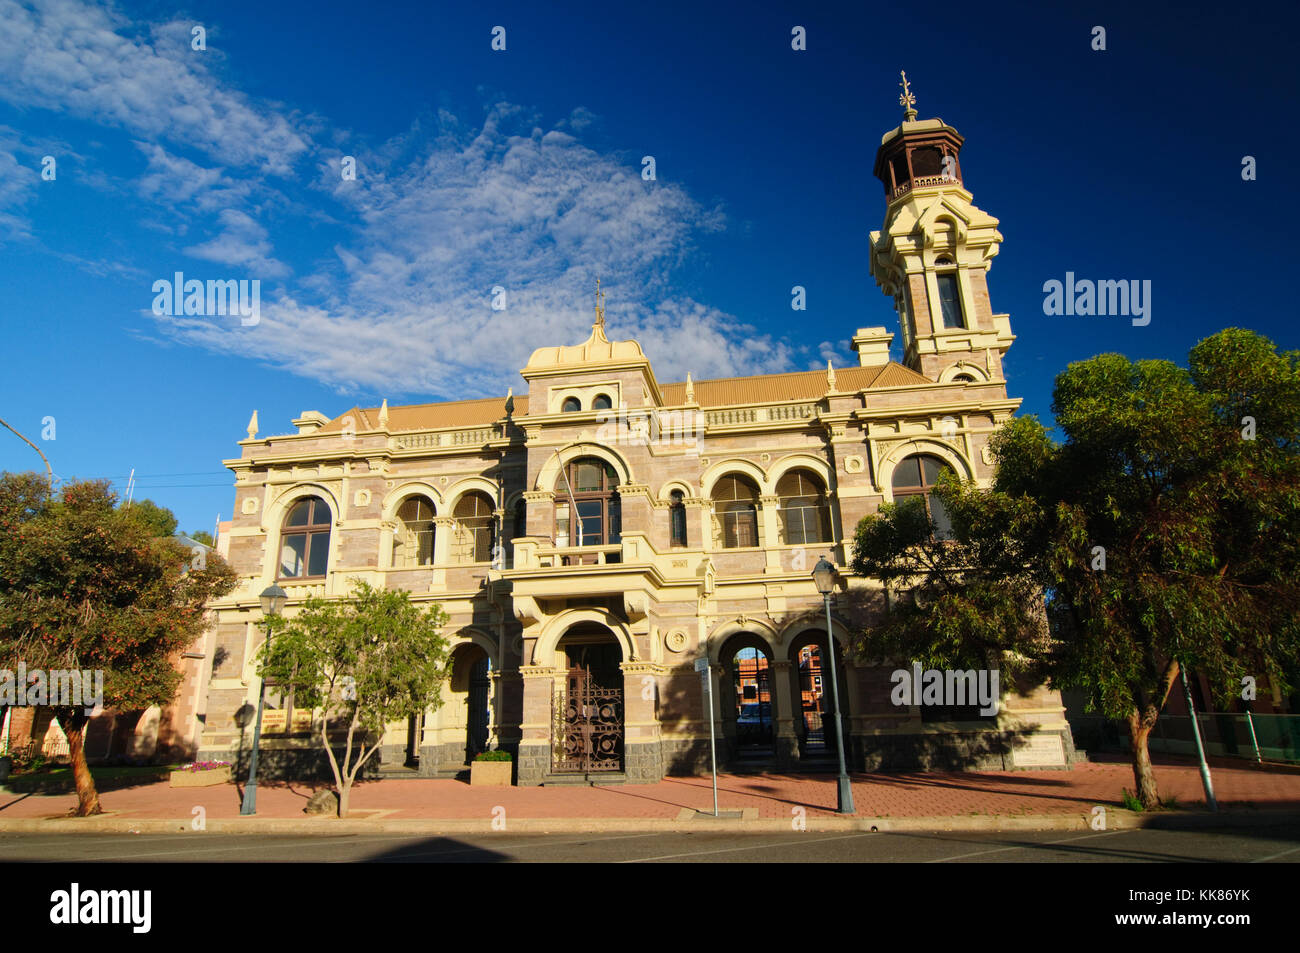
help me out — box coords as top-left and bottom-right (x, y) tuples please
(2, 764), (178, 794)
(1120, 788), (1144, 812)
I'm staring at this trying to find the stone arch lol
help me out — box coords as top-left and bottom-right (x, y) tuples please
(267, 483), (341, 529)
(877, 439), (973, 501)
(534, 443), (633, 493)
(700, 458), (766, 497)
(445, 476), (500, 512)
(765, 453), (834, 495)
(380, 481), (444, 521)
(706, 617), (779, 664)
(776, 613), (854, 653)
(938, 362), (989, 384)
(656, 479), (696, 501)
(531, 606), (636, 666)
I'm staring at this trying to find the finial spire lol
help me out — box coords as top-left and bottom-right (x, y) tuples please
(378, 398), (389, 428)
(826, 359), (838, 392)
(594, 277), (605, 330)
(899, 70), (918, 122)
(684, 372), (695, 404)
(246, 409), (258, 440)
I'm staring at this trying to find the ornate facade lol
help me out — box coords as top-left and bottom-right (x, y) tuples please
(196, 100), (1078, 783)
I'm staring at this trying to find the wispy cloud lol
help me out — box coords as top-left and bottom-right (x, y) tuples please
(5, 0), (801, 399)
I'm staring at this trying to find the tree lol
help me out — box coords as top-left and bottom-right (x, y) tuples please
(125, 499), (178, 538)
(851, 329), (1300, 809)
(257, 580), (451, 817)
(187, 530), (215, 547)
(0, 475), (237, 815)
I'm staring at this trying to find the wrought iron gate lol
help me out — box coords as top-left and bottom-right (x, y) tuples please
(466, 655), (491, 762)
(553, 666), (624, 773)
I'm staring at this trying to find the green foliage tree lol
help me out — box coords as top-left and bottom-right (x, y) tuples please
(257, 580), (452, 817)
(0, 475), (237, 815)
(187, 530), (215, 547)
(851, 329), (1300, 809)
(124, 498), (178, 537)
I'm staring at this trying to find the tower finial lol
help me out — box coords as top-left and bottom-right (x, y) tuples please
(899, 70), (918, 122)
(594, 277), (605, 330)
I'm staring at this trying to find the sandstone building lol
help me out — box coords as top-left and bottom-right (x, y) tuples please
(196, 97), (1079, 783)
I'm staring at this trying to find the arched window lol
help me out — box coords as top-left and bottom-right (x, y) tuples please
(892, 454), (956, 539)
(562, 396), (581, 413)
(952, 373), (975, 383)
(392, 496), (435, 568)
(669, 489), (687, 547)
(509, 498), (527, 568)
(776, 469), (831, 545)
(555, 457), (620, 550)
(713, 474), (760, 548)
(279, 496), (331, 579)
(453, 492), (495, 563)
(592, 393), (612, 411)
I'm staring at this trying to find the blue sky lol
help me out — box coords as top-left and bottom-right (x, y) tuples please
(0, 0), (1296, 536)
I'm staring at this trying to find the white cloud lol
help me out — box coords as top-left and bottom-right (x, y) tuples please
(0, 0), (308, 173)
(6, 1), (806, 399)
(149, 105), (797, 397)
(182, 208), (288, 278)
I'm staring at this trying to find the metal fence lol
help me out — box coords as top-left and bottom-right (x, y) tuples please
(1104, 713), (1300, 763)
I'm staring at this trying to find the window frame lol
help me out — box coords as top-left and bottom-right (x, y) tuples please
(554, 458), (621, 548)
(453, 492), (496, 564)
(891, 454), (957, 540)
(392, 495), (436, 569)
(278, 496), (332, 581)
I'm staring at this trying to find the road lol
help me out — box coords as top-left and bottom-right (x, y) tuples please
(2, 825), (1299, 863)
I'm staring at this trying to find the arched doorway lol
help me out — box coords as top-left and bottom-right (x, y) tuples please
(553, 623), (624, 774)
(717, 633), (776, 766)
(788, 633), (848, 760)
(446, 643), (494, 766)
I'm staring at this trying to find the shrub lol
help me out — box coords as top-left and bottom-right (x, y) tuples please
(474, 750), (511, 762)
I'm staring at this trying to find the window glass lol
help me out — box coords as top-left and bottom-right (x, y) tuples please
(562, 397), (581, 413)
(286, 500), (312, 527)
(307, 537), (330, 576)
(592, 394), (612, 410)
(936, 273), (963, 329)
(280, 534), (307, 577)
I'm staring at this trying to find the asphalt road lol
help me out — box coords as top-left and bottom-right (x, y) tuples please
(2, 825), (1299, 863)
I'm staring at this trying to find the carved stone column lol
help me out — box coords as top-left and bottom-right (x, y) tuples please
(770, 660), (799, 769)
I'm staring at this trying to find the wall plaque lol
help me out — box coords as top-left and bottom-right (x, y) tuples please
(1012, 733), (1066, 768)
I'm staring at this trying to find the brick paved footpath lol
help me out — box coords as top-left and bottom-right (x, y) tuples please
(2, 755), (1297, 823)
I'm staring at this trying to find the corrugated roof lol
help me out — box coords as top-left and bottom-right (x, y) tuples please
(313, 361), (929, 434)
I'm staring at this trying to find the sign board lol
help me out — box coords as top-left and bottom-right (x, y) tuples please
(260, 710), (287, 735)
(290, 709), (314, 733)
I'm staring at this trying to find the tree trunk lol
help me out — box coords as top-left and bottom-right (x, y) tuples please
(1127, 709), (1160, 810)
(61, 708), (102, 817)
(337, 783), (350, 819)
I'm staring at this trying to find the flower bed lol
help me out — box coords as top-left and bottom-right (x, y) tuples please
(169, 761), (233, 788)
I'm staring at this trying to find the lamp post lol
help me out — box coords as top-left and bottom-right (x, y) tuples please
(812, 556), (855, 815)
(240, 584), (287, 816)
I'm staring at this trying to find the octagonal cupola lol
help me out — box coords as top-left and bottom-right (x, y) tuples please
(872, 71), (966, 202)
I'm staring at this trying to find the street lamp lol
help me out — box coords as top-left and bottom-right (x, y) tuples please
(812, 556), (855, 815)
(240, 584), (287, 816)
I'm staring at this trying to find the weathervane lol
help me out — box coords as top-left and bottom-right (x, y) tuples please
(899, 70), (918, 121)
(594, 276), (606, 329)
